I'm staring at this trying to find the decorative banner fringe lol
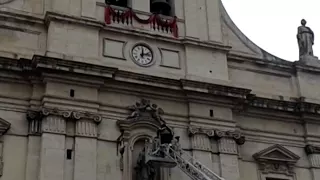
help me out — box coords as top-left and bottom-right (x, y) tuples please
(104, 5), (178, 38)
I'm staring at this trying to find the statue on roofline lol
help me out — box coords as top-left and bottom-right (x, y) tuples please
(297, 19), (315, 60)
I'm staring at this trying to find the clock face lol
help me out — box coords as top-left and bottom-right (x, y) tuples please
(131, 44), (154, 66)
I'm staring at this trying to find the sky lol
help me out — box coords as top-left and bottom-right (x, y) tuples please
(222, 0), (320, 61)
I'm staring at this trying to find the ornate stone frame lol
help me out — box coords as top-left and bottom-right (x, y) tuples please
(253, 144), (300, 180)
(117, 99), (166, 180)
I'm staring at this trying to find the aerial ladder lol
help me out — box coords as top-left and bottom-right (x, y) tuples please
(144, 140), (224, 180)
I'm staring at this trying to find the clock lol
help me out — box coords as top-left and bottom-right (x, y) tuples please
(131, 44), (154, 67)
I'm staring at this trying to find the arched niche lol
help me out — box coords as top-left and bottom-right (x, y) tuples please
(117, 99), (166, 180)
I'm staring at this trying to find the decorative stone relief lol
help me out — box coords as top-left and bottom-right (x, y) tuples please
(118, 99), (166, 139)
(253, 144), (300, 176)
(116, 99), (170, 180)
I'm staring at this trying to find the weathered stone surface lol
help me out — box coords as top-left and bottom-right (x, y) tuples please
(1, 1), (320, 180)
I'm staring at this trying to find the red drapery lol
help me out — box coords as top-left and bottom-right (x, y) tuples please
(104, 6), (178, 38)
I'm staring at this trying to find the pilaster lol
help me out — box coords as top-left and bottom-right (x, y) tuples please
(215, 130), (245, 180)
(188, 126), (215, 172)
(305, 145), (320, 180)
(73, 112), (101, 180)
(39, 108), (71, 180)
(26, 108), (102, 180)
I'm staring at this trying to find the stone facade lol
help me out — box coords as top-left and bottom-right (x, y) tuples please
(0, 1), (320, 180)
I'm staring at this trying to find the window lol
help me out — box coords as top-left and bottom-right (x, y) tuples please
(150, 0), (174, 16)
(106, 0), (128, 7)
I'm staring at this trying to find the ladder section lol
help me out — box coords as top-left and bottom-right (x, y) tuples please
(166, 147), (224, 180)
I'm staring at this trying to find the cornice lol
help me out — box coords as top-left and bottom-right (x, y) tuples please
(32, 55), (118, 78)
(242, 95), (320, 116)
(4, 56), (320, 116)
(181, 79), (251, 99)
(44, 11), (104, 28)
(0, 11), (44, 25)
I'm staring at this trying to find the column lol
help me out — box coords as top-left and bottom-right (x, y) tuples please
(26, 111), (42, 180)
(216, 130), (245, 180)
(73, 112), (102, 180)
(305, 145), (320, 180)
(188, 127), (216, 171)
(39, 108), (72, 180)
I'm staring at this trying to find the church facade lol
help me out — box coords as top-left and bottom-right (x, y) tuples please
(0, 1), (320, 180)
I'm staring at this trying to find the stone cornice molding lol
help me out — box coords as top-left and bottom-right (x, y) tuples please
(240, 95), (320, 115)
(44, 11), (104, 28)
(305, 145), (320, 155)
(188, 126), (245, 145)
(5, 56), (320, 116)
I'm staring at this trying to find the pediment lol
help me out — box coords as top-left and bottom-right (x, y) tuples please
(117, 99), (166, 132)
(0, 118), (11, 135)
(253, 144), (300, 164)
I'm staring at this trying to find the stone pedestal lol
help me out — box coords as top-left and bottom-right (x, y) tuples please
(299, 55), (320, 67)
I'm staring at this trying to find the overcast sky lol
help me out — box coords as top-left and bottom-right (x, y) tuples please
(222, 0), (319, 61)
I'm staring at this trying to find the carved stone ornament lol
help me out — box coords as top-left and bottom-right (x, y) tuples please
(188, 126), (215, 137)
(117, 99), (167, 139)
(253, 144), (300, 175)
(27, 108), (102, 123)
(305, 144), (320, 155)
(0, 118), (11, 136)
(188, 126), (245, 145)
(215, 129), (245, 145)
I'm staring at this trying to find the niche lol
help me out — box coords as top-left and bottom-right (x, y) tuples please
(131, 138), (160, 180)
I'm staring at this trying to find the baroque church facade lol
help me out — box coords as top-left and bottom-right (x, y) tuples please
(0, 1), (320, 180)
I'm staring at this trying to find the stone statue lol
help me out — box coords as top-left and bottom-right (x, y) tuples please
(135, 148), (156, 180)
(297, 19), (315, 59)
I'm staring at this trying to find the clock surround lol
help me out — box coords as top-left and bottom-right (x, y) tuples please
(131, 43), (155, 67)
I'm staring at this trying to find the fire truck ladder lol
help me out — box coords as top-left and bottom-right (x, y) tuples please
(165, 147), (224, 180)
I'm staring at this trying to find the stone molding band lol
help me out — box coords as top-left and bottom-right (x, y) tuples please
(188, 126), (245, 145)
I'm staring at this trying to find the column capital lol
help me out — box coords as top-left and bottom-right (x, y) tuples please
(188, 126), (215, 138)
(188, 126), (245, 145)
(27, 108), (102, 123)
(306, 144), (320, 155)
